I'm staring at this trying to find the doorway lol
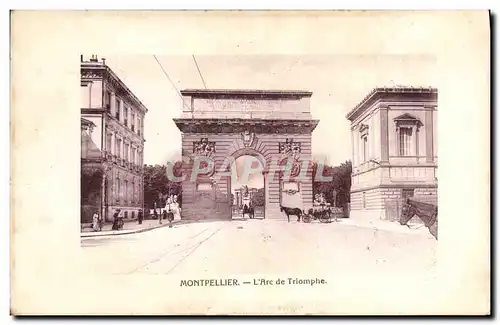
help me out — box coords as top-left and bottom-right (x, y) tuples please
(230, 155), (265, 220)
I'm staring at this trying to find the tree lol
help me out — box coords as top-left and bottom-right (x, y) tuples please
(251, 188), (265, 207)
(143, 164), (182, 209)
(81, 165), (103, 223)
(81, 165), (103, 205)
(312, 160), (352, 207)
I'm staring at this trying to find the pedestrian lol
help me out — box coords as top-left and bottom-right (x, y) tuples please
(111, 209), (121, 230)
(92, 211), (100, 232)
(138, 209), (143, 225)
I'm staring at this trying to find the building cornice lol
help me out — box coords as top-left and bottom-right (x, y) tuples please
(346, 86), (438, 122)
(173, 118), (319, 134)
(350, 183), (438, 193)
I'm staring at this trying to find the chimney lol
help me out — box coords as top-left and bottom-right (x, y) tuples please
(90, 54), (98, 62)
(102, 57), (106, 65)
(80, 54), (83, 62)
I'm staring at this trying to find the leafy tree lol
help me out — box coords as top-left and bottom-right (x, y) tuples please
(312, 160), (352, 207)
(143, 164), (182, 209)
(81, 166), (103, 205)
(81, 165), (103, 222)
(251, 188), (265, 207)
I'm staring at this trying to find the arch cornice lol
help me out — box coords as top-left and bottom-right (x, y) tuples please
(174, 118), (319, 134)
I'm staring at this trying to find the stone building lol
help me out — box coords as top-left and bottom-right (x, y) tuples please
(346, 87), (437, 221)
(80, 55), (148, 222)
(174, 89), (318, 220)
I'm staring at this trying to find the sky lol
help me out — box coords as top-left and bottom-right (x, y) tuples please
(104, 54), (437, 167)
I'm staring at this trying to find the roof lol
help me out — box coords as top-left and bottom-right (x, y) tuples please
(180, 89), (313, 97)
(81, 117), (96, 127)
(81, 130), (102, 159)
(346, 86), (438, 121)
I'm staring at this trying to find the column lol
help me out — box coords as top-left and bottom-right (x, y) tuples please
(351, 129), (356, 166)
(414, 126), (420, 158)
(380, 107), (389, 162)
(369, 114), (374, 159)
(263, 171), (269, 218)
(425, 107), (434, 162)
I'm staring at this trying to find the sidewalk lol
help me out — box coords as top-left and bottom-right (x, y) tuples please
(338, 217), (430, 236)
(81, 218), (185, 238)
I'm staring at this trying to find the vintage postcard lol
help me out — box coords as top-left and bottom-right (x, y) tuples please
(10, 11), (490, 315)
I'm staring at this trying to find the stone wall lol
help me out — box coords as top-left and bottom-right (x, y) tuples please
(350, 185), (437, 221)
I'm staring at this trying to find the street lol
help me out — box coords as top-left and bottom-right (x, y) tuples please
(81, 219), (437, 279)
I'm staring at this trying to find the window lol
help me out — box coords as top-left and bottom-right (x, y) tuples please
(115, 98), (120, 119)
(124, 211), (128, 219)
(362, 136), (368, 163)
(115, 138), (122, 158)
(132, 181), (135, 203)
(132, 211), (135, 219)
(399, 127), (412, 156)
(359, 124), (369, 163)
(131, 149), (136, 166)
(81, 84), (90, 108)
(104, 90), (111, 112)
(124, 144), (129, 162)
(106, 134), (112, 154)
(124, 180), (128, 203)
(137, 118), (141, 136)
(402, 188), (414, 200)
(115, 178), (120, 203)
(131, 113), (135, 131)
(394, 114), (422, 157)
(362, 192), (366, 209)
(124, 105), (129, 127)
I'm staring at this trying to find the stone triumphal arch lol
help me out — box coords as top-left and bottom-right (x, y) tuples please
(173, 89), (319, 220)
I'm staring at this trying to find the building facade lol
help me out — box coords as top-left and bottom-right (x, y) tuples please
(346, 87), (437, 221)
(81, 55), (148, 222)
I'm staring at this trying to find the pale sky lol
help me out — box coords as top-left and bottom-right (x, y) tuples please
(104, 55), (437, 166)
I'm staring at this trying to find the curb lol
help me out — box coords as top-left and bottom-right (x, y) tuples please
(81, 220), (186, 238)
(339, 220), (429, 235)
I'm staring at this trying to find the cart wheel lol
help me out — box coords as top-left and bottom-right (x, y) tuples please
(319, 214), (330, 223)
(303, 215), (312, 223)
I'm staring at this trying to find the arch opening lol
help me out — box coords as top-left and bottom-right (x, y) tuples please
(229, 152), (266, 220)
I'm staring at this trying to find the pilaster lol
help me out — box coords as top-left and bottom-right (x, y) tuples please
(380, 106), (389, 162)
(425, 107), (434, 162)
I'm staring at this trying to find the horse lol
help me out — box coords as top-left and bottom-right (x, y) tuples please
(242, 204), (255, 219)
(400, 198), (438, 240)
(280, 206), (303, 223)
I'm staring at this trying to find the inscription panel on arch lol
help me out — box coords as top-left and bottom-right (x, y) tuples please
(192, 98), (302, 113)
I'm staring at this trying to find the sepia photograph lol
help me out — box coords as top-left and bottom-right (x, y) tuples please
(10, 10), (490, 315)
(80, 54), (439, 279)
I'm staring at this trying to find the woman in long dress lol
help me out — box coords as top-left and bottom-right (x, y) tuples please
(92, 212), (100, 231)
(172, 195), (181, 220)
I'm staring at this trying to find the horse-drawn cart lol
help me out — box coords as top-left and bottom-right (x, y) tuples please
(302, 204), (334, 223)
